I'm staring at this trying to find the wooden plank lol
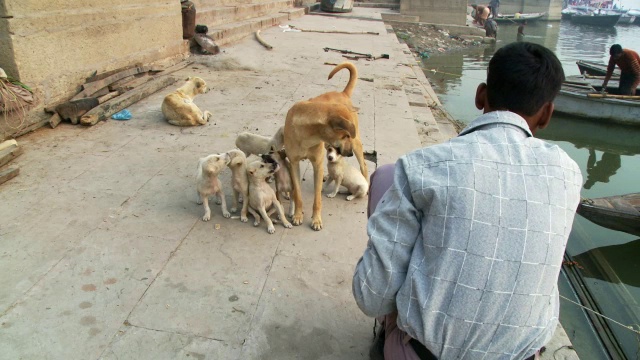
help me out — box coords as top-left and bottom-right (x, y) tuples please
(85, 63), (142, 83)
(75, 66), (151, 99)
(108, 72), (148, 92)
(587, 93), (640, 100)
(49, 113), (63, 128)
(111, 74), (155, 94)
(0, 167), (19, 186)
(0, 145), (23, 168)
(0, 139), (17, 152)
(80, 75), (178, 126)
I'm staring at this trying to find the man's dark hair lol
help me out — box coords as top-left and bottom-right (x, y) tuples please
(486, 42), (564, 116)
(610, 44), (623, 56)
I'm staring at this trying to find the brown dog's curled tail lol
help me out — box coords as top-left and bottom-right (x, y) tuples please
(328, 62), (357, 98)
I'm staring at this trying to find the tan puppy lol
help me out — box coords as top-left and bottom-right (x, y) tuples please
(264, 147), (294, 218)
(226, 149), (250, 223)
(324, 144), (368, 201)
(284, 100), (357, 231)
(162, 77), (212, 126)
(235, 126), (284, 156)
(309, 62), (368, 182)
(196, 153), (231, 221)
(246, 157), (292, 234)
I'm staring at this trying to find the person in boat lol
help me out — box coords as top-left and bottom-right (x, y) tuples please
(490, 0), (500, 18)
(353, 42), (582, 360)
(602, 44), (640, 96)
(517, 20), (527, 42)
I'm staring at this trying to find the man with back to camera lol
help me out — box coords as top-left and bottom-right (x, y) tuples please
(353, 42), (583, 360)
(602, 44), (640, 96)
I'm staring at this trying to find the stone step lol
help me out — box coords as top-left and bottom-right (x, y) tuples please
(355, 0), (399, 4)
(207, 8), (305, 47)
(198, 0), (295, 27)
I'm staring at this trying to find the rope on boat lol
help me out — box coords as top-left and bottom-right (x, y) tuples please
(559, 294), (640, 335)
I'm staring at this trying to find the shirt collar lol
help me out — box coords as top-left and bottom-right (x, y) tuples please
(458, 111), (533, 137)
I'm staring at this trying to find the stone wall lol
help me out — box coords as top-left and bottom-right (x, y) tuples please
(0, 0), (188, 140)
(399, 0), (467, 26)
(497, 0), (564, 20)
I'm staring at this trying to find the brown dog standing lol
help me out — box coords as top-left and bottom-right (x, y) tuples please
(309, 62), (368, 182)
(284, 101), (357, 230)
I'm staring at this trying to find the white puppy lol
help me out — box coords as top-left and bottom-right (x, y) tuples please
(324, 144), (369, 201)
(196, 153), (231, 221)
(263, 147), (294, 218)
(226, 149), (250, 222)
(235, 126), (284, 156)
(162, 77), (212, 126)
(246, 157), (292, 234)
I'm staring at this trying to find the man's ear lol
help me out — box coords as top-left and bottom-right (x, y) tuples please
(537, 102), (554, 130)
(475, 83), (488, 111)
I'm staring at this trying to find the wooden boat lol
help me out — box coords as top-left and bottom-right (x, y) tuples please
(494, 12), (546, 23)
(577, 193), (640, 237)
(570, 13), (621, 26)
(576, 60), (619, 77)
(553, 75), (640, 124)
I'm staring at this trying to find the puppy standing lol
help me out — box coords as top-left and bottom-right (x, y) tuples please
(162, 76), (212, 126)
(196, 153), (231, 221)
(226, 149), (250, 223)
(324, 144), (368, 200)
(246, 158), (292, 234)
(235, 126), (284, 156)
(264, 147), (294, 218)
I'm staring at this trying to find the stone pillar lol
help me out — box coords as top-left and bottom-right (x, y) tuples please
(399, 0), (467, 25)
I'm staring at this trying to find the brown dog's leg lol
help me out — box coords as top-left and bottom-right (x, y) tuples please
(289, 159), (304, 226)
(310, 154), (324, 231)
(353, 137), (369, 183)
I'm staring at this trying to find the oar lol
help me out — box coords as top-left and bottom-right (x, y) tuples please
(587, 93), (640, 100)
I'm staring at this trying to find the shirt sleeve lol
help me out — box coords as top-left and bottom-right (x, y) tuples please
(352, 159), (422, 317)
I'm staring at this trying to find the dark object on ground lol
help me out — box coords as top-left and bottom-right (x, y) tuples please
(320, 0), (353, 13)
(194, 33), (220, 55)
(577, 193), (640, 236)
(195, 25), (208, 34)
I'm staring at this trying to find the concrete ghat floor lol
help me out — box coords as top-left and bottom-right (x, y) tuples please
(0, 7), (577, 360)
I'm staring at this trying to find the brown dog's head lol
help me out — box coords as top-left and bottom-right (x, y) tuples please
(186, 76), (210, 95)
(324, 114), (356, 157)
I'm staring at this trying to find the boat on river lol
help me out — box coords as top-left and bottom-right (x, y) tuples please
(494, 12), (546, 23)
(576, 60), (619, 76)
(577, 193), (640, 237)
(554, 75), (640, 125)
(570, 12), (622, 26)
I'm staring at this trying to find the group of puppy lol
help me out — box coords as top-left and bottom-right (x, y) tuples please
(162, 62), (369, 232)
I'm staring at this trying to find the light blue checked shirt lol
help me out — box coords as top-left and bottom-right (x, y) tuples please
(353, 111), (582, 360)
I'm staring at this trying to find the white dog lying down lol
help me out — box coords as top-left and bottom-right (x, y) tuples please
(235, 126), (284, 156)
(246, 156), (292, 234)
(196, 152), (231, 221)
(162, 77), (212, 126)
(324, 144), (369, 201)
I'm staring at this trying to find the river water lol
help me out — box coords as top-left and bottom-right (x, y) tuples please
(420, 20), (640, 359)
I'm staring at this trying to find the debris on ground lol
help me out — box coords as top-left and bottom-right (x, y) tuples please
(392, 23), (489, 60)
(0, 139), (21, 185)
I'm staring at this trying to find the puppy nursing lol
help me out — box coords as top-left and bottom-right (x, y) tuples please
(226, 149), (250, 223)
(235, 126), (284, 156)
(246, 157), (292, 234)
(196, 153), (231, 221)
(162, 77), (212, 126)
(324, 144), (368, 201)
